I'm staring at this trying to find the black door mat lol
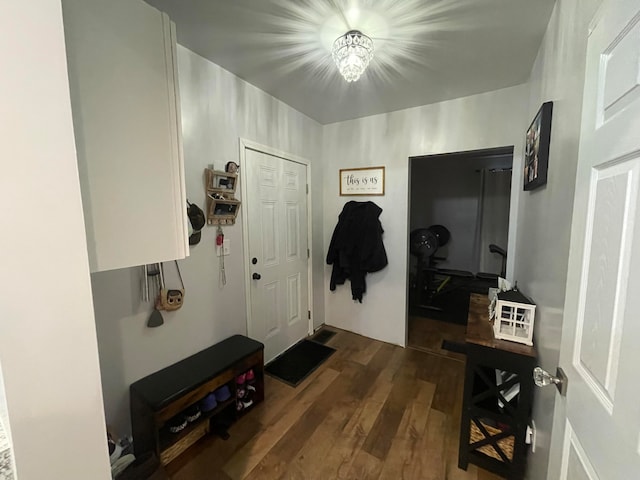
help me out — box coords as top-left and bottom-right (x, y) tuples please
(311, 329), (336, 345)
(265, 340), (336, 387)
(441, 340), (468, 355)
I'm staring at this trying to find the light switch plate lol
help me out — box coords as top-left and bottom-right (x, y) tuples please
(527, 420), (537, 453)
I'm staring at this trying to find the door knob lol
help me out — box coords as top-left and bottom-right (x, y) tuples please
(252, 273), (261, 280)
(533, 367), (568, 396)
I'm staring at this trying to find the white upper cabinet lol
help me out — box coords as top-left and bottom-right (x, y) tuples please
(62, 0), (188, 272)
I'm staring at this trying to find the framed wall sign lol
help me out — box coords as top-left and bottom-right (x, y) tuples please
(339, 166), (385, 196)
(524, 101), (553, 191)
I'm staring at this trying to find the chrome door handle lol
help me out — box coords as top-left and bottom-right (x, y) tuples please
(533, 367), (567, 396)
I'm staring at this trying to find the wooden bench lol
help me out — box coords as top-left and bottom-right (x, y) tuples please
(130, 335), (264, 466)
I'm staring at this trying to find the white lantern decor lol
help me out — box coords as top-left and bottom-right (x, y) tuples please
(493, 289), (536, 346)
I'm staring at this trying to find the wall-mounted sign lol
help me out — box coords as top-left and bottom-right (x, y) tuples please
(339, 166), (385, 196)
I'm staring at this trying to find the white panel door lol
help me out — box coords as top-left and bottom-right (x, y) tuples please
(556, 1), (640, 477)
(245, 148), (309, 362)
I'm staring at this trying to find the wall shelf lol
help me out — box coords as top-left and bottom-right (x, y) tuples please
(206, 194), (241, 225)
(205, 169), (237, 195)
(204, 168), (241, 225)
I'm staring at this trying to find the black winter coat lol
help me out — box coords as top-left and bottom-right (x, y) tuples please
(326, 201), (388, 302)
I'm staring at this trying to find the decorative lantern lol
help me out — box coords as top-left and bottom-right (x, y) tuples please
(493, 289), (536, 345)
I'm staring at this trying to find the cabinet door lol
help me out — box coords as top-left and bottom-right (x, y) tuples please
(62, 0), (188, 272)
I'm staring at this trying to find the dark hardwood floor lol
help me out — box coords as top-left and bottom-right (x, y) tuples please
(407, 315), (467, 362)
(165, 328), (502, 480)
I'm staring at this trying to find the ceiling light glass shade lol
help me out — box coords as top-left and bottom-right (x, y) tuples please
(332, 30), (374, 82)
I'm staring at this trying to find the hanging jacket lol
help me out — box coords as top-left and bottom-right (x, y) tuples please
(326, 201), (388, 302)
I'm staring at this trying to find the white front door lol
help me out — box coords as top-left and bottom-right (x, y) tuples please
(243, 146), (310, 362)
(552, 0), (640, 477)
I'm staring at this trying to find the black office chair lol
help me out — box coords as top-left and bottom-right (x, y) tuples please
(489, 244), (507, 278)
(475, 244), (507, 282)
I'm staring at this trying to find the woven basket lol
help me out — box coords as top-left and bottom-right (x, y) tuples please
(469, 420), (514, 462)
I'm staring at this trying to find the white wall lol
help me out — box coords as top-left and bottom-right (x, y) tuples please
(512, 1), (601, 478)
(322, 85), (528, 346)
(0, 1), (110, 478)
(92, 45), (323, 435)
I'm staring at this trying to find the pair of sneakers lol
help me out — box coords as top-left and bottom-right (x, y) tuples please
(200, 384), (233, 413)
(168, 382), (235, 434)
(236, 369), (256, 411)
(167, 403), (203, 434)
(166, 413), (188, 434)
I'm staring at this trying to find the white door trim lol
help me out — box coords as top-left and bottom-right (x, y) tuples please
(559, 420), (600, 480)
(239, 138), (314, 340)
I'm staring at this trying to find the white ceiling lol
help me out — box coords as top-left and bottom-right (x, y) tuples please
(145, 0), (556, 125)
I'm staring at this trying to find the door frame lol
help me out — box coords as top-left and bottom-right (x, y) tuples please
(405, 146), (516, 349)
(238, 138), (314, 341)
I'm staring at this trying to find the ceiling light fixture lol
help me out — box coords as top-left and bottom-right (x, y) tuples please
(331, 30), (374, 82)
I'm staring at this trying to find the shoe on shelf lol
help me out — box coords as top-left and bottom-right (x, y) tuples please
(167, 414), (187, 434)
(244, 383), (256, 403)
(245, 369), (255, 384)
(236, 386), (246, 400)
(184, 404), (201, 423)
(200, 392), (218, 412)
(214, 385), (231, 402)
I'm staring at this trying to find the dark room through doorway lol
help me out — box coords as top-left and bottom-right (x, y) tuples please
(407, 146), (514, 359)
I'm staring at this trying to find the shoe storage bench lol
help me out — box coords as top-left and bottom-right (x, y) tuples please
(130, 335), (264, 466)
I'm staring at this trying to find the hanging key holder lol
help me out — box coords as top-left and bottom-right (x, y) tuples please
(156, 260), (185, 311)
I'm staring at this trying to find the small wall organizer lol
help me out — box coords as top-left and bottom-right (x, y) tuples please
(205, 167), (241, 225)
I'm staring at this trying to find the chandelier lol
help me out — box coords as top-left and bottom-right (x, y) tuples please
(331, 30), (374, 82)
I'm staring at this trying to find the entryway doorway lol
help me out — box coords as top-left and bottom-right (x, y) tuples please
(240, 140), (313, 363)
(407, 146), (514, 359)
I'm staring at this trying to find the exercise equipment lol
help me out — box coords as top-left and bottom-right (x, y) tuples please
(409, 228), (439, 262)
(409, 227), (509, 324)
(410, 225), (454, 309)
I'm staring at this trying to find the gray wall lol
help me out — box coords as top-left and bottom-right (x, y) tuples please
(411, 157), (485, 272)
(93, 45), (324, 435)
(512, 0), (602, 478)
(410, 154), (512, 273)
(322, 85), (528, 347)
